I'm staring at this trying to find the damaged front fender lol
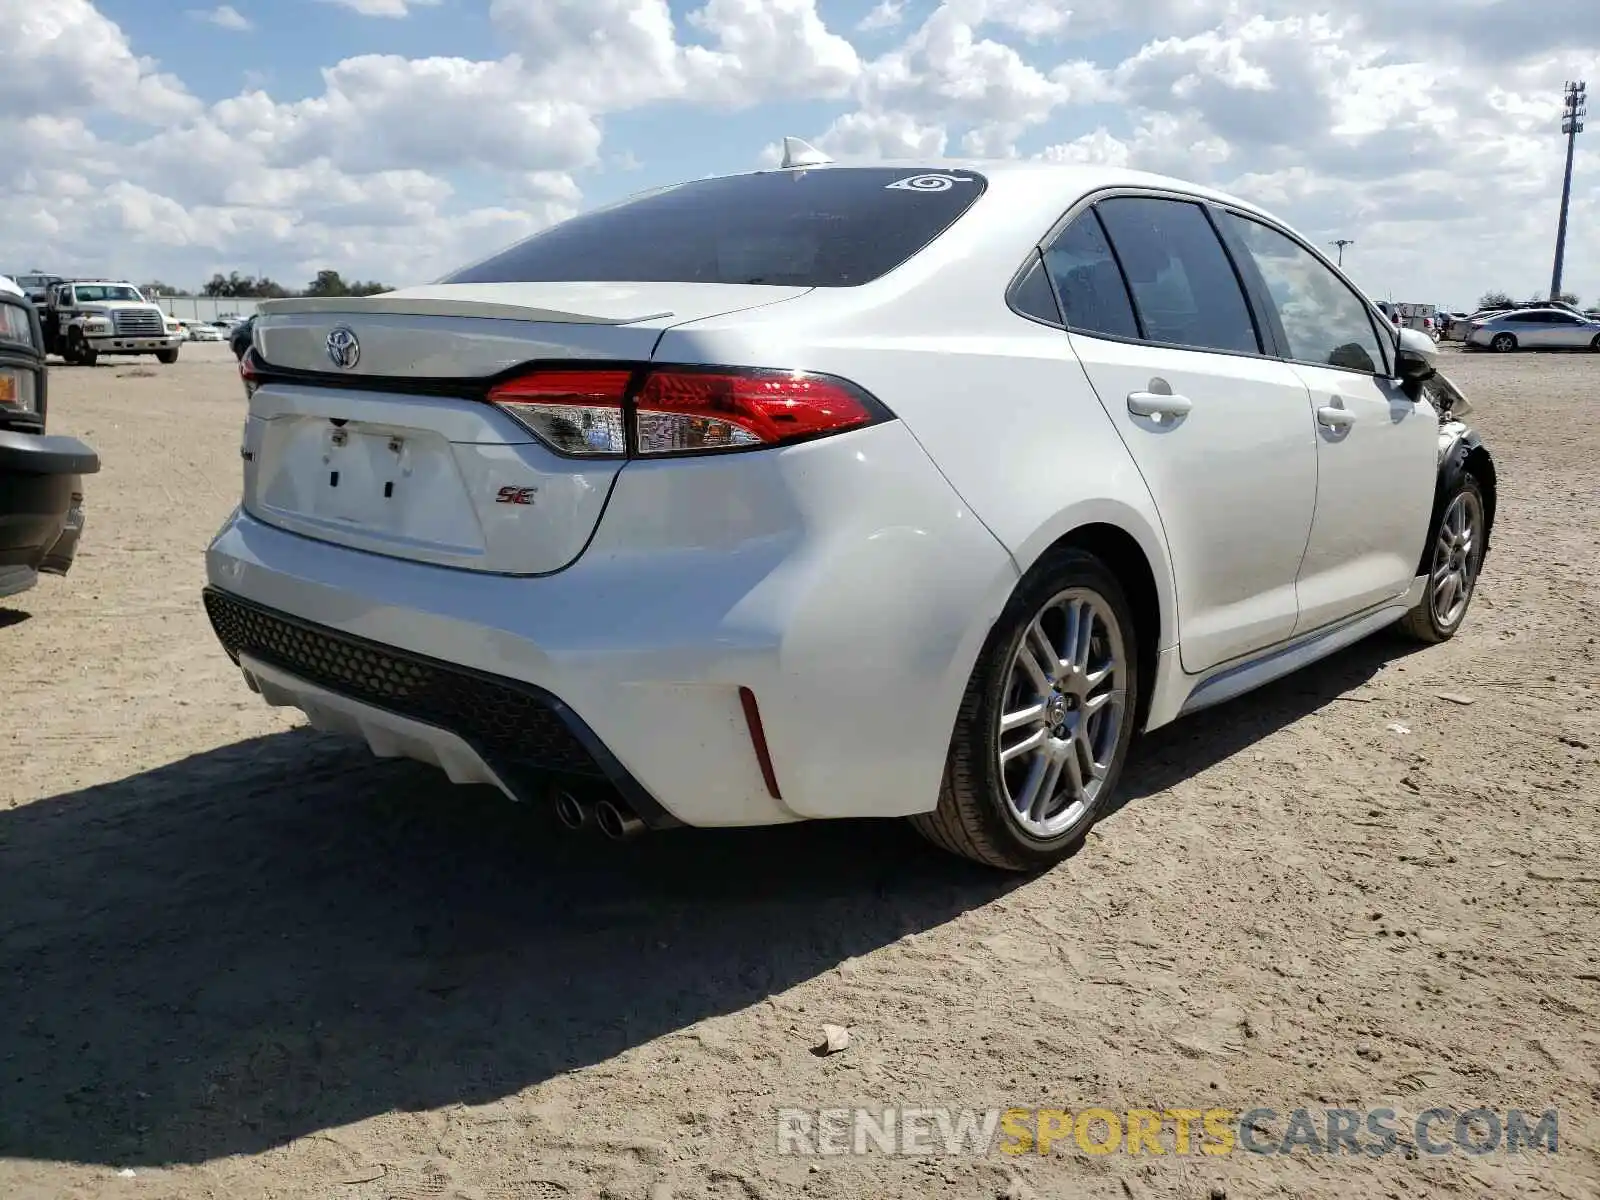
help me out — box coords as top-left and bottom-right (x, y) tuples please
(1422, 370), (1497, 574)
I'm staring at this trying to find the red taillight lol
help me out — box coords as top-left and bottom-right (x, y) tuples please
(634, 370), (879, 455)
(488, 369), (631, 455)
(486, 366), (887, 458)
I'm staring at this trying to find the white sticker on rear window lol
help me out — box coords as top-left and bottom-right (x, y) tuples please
(885, 173), (975, 193)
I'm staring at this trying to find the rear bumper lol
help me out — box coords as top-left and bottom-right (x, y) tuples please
(203, 421), (1019, 828)
(0, 431), (98, 584)
(204, 588), (683, 828)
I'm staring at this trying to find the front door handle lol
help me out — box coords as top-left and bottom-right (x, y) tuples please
(1127, 391), (1194, 418)
(1316, 405), (1356, 429)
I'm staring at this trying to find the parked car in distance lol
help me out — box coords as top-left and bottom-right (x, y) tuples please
(1464, 307), (1600, 352)
(0, 284), (99, 600)
(186, 322), (224, 343)
(203, 152), (1497, 871)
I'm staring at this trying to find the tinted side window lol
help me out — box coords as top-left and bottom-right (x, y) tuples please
(1221, 213), (1387, 375)
(1039, 211), (1139, 340)
(441, 167), (988, 288)
(1094, 197), (1260, 355)
(1009, 251), (1063, 326)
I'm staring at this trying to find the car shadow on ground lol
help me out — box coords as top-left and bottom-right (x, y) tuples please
(0, 630), (1422, 1168)
(1114, 626), (1426, 810)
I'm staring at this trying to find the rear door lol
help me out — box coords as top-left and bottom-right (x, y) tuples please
(243, 284), (808, 575)
(1512, 310), (1564, 348)
(1045, 194), (1319, 674)
(1216, 210), (1437, 633)
(1539, 310), (1593, 348)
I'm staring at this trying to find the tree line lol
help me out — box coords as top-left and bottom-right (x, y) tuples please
(1478, 289), (1585, 309)
(139, 269), (391, 299)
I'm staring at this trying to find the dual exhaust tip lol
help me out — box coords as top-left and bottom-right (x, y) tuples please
(551, 785), (645, 840)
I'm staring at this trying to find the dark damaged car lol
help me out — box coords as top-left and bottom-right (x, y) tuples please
(0, 282), (99, 602)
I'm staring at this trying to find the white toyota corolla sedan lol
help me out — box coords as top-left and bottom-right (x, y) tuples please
(204, 148), (1496, 871)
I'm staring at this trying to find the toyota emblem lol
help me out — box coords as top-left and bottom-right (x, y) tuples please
(326, 326), (360, 370)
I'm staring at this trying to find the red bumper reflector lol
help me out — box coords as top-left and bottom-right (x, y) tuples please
(738, 686), (782, 801)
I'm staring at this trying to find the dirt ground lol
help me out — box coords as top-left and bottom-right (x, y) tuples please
(1, 342), (1596, 1200)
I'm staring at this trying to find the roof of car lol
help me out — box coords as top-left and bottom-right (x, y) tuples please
(762, 158), (1278, 219)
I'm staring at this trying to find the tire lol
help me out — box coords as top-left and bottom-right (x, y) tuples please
(1490, 333), (1516, 353)
(1590, 334), (1600, 351)
(156, 349), (179, 364)
(1397, 473), (1487, 644)
(910, 547), (1141, 872)
(66, 332), (96, 366)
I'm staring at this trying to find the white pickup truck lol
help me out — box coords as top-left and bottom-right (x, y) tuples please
(40, 281), (183, 366)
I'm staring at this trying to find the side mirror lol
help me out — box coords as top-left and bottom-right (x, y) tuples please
(1394, 325), (1437, 388)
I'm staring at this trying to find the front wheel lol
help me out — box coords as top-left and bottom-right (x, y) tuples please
(156, 349), (179, 364)
(911, 547), (1140, 872)
(1490, 333), (1517, 353)
(1397, 474), (1486, 644)
(1590, 334), (1600, 351)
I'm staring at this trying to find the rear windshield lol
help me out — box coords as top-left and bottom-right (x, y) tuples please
(441, 167), (989, 288)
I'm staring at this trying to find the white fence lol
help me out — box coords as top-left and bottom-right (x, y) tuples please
(145, 294), (263, 323)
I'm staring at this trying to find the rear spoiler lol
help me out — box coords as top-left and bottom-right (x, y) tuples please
(255, 294), (674, 326)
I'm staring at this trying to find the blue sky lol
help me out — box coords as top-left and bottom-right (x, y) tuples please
(5, 0), (1598, 307)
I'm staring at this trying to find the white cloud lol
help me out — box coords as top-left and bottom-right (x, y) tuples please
(857, 0), (904, 33)
(488, 0), (860, 111)
(980, 0), (1074, 42)
(683, 0), (860, 106)
(317, 0), (440, 16)
(853, 2), (1106, 142)
(189, 5), (252, 31)
(804, 109), (949, 160)
(489, 0), (686, 109)
(1036, 127), (1130, 168)
(207, 56), (603, 175)
(0, 0), (198, 123)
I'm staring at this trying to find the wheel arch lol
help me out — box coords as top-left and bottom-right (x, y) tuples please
(1421, 429), (1497, 575)
(1009, 507), (1176, 731)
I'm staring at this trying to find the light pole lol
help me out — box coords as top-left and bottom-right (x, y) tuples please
(1330, 238), (1354, 267)
(1551, 80), (1586, 302)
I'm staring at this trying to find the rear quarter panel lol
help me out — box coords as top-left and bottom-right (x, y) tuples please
(651, 191), (1179, 657)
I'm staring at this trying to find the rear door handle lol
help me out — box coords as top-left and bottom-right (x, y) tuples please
(1316, 405), (1356, 429)
(1127, 391), (1193, 418)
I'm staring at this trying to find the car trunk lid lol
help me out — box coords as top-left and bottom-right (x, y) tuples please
(242, 282), (808, 575)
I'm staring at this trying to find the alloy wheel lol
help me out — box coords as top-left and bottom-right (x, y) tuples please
(1430, 489), (1484, 630)
(995, 588), (1127, 839)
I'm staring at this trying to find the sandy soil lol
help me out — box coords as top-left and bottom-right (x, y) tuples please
(1, 342), (1597, 1199)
